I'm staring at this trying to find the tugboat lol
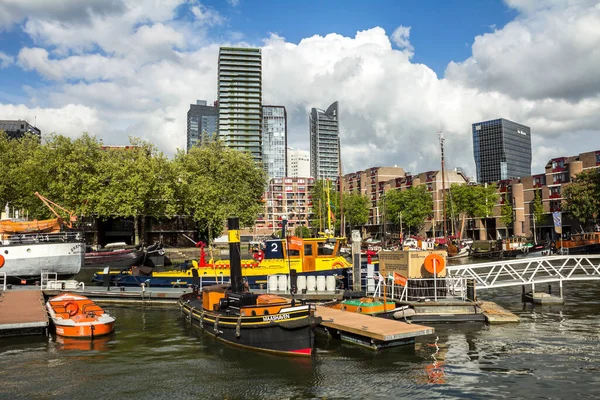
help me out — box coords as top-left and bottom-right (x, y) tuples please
(179, 217), (321, 356)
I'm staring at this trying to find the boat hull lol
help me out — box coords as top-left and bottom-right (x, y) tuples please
(94, 267), (350, 288)
(84, 249), (145, 270)
(0, 237), (84, 278)
(54, 320), (115, 338)
(180, 295), (317, 356)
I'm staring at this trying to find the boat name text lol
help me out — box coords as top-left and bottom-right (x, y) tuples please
(263, 313), (290, 322)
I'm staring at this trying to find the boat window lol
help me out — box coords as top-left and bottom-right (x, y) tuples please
(288, 248), (300, 256)
(317, 242), (334, 256)
(304, 244), (312, 256)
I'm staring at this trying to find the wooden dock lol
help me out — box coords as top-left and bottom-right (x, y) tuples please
(315, 305), (434, 349)
(0, 290), (48, 336)
(479, 301), (520, 324)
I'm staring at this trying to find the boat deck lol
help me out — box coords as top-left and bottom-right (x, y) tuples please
(315, 305), (434, 349)
(0, 290), (49, 336)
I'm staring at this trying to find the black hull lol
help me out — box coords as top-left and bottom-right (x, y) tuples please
(84, 250), (145, 270)
(560, 243), (600, 255)
(180, 295), (319, 356)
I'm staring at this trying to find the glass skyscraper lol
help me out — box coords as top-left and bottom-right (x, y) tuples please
(472, 118), (532, 183)
(186, 100), (218, 151)
(217, 47), (262, 163)
(262, 105), (287, 180)
(310, 101), (339, 180)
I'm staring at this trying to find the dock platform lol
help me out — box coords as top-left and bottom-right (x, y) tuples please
(315, 305), (434, 350)
(479, 301), (520, 324)
(0, 290), (48, 337)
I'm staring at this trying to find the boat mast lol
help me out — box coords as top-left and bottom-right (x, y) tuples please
(338, 137), (344, 238)
(438, 132), (447, 241)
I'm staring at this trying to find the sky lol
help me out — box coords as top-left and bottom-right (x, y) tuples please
(0, 0), (599, 179)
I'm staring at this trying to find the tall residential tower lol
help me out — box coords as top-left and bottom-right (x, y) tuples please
(472, 118), (532, 183)
(186, 100), (218, 151)
(217, 47), (262, 163)
(262, 105), (287, 179)
(309, 101), (339, 180)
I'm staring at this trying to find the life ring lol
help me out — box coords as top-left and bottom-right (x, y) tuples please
(0, 254), (4, 268)
(340, 304), (346, 311)
(424, 254), (446, 275)
(64, 302), (79, 317)
(357, 307), (363, 313)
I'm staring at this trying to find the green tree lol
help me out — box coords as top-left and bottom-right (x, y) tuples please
(447, 183), (499, 239)
(499, 196), (513, 238)
(293, 225), (312, 238)
(384, 186), (433, 235)
(531, 190), (545, 242)
(342, 193), (370, 231)
(0, 132), (45, 216)
(174, 140), (266, 241)
(563, 169), (600, 227)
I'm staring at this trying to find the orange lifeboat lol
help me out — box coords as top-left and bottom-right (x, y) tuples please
(46, 293), (116, 338)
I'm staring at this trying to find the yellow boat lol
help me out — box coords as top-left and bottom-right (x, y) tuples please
(93, 236), (351, 288)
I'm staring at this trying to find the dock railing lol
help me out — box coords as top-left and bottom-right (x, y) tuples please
(370, 273), (469, 302)
(40, 270), (85, 291)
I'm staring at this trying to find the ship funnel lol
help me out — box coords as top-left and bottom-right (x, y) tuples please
(228, 217), (243, 294)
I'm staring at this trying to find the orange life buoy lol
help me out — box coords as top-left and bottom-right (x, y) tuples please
(64, 302), (79, 317)
(0, 254), (4, 268)
(424, 254), (446, 275)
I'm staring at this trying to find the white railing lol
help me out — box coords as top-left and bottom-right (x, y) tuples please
(1, 231), (82, 246)
(447, 255), (600, 290)
(370, 273), (469, 302)
(40, 270), (85, 291)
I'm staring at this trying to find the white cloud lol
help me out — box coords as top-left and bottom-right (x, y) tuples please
(0, 103), (100, 138)
(2, 1), (600, 180)
(446, 0), (600, 101)
(390, 25), (414, 58)
(0, 51), (14, 68)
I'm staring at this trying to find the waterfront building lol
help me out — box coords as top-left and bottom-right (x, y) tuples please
(0, 119), (41, 140)
(187, 100), (218, 151)
(262, 106), (287, 180)
(342, 166), (470, 236)
(287, 147), (310, 178)
(472, 118), (531, 183)
(217, 47), (262, 163)
(485, 149), (600, 241)
(310, 102), (339, 180)
(255, 177), (315, 235)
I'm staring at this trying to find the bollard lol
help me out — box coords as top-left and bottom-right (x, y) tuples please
(466, 279), (476, 301)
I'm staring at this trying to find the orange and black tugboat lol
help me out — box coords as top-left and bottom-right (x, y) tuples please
(179, 217), (321, 356)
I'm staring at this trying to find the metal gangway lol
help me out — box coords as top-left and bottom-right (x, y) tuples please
(446, 255), (600, 292)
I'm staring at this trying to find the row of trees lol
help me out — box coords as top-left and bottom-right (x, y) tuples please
(0, 132), (266, 243)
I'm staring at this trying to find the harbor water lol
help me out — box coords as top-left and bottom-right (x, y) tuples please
(1, 269), (600, 399)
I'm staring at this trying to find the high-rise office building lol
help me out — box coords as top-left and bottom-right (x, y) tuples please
(309, 101), (339, 180)
(472, 118), (531, 183)
(262, 105), (287, 180)
(0, 119), (41, 140)
(287, 147), (311, 178)
(217, 47), (262, 163)
(186, 100), (218, 151)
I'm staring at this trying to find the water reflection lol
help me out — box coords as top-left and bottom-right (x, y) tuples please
(1, 276), (600, 399)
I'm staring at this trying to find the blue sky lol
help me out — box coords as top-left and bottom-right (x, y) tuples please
(200, 0), (518, 77)
(0, 0), (599, 176)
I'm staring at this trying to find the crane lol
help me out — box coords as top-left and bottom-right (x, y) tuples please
(34, 192), (77, 229)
